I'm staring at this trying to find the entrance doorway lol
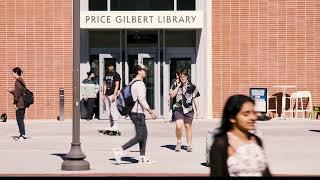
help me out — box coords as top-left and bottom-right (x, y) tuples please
(128, 53), (156, 110)
(164, 53), (195, 119)
(87, 30), (199, 119)
(99, 54), (120, 120)
(170, 57), (192, 82)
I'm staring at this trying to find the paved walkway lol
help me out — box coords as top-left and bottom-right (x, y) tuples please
(0, 118), (320, 176)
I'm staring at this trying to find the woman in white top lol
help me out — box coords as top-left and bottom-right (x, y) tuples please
(210, 94), (271, 177)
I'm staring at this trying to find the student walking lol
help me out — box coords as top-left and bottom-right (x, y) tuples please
(103, 62), (121, 131)
(210, 95), (271, 177)
(7, 67), (28, 140)
(169, 69), (200, 152)
(112, 64), (157, 165)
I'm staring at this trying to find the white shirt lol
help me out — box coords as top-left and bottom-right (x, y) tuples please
(130, 78), (150, 114)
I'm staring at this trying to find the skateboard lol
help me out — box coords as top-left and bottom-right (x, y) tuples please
(98, 129), (121, 136)
(12, 135), (30, 141)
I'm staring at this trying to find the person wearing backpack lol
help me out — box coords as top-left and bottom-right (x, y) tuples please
(7, 67), (28, 140)
(112, 64), (157, 165)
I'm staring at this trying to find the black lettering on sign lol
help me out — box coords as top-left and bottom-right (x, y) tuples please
(173, 16), (178, 23)
(86, 16), (90, 23)
(115, 16), (122, 23)
(191, 16), (196, 23)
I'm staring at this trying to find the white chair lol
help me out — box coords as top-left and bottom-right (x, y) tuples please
(283, 92), (298, 119)
(267, 95), (277, 118)
(295, 91), (312, 119)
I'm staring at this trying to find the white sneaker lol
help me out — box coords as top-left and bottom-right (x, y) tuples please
(138, 156), (156, 165)
(112, 148), (124, 165)
(110, 125), (119, 131)
(104, 125), (112, 131)
(15, 135), (27, 141)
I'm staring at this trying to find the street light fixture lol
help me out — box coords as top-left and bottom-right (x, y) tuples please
(61, 0), (90, 171)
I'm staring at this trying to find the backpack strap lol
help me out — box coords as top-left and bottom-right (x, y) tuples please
(129, 79), (142, 112)
(129, 79), (141, 85)
(16, 80), (26, 98)
(17, 80), (26, 89)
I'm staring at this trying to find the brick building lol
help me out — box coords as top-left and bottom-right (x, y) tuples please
(0, 0), (319, 120)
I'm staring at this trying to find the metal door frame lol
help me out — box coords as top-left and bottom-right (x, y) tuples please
(126, 50), (160, 117)
(164, 48), (196, 119)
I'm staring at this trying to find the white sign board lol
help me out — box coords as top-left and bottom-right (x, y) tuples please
(80, 11), (203, 29)
(249, 88), (268, 113)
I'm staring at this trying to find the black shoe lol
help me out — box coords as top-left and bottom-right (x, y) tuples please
(20, 135), (27, 139)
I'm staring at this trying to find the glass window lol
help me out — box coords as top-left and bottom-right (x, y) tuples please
(89, 30), (120, 48)
(177, 0), (195, 10)
(111, 0), (174, 11)
(127, 30), (157, 44)
(89, 0), (107, 11)
(165, 30), (196, 47)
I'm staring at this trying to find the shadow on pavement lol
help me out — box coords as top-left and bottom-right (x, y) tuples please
(161, 144), (187, 151)
(201, 162), (210, 167)
(129, 150), (140, 153)
(51, 153), (67, 160)
(109, 157), (139, 164)
(309, 130), (320, 133)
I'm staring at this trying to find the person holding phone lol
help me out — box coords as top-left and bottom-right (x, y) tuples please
(169, 69), (200, 152)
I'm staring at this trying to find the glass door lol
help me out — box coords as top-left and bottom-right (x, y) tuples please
(138, 53), (156, 110)
(99, 54), (120, 120)
(167, 57), (193, 114)
(170, 57), (192, 82)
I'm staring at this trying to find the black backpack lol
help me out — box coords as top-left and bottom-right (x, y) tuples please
(0, 113), (7, 122)
(116, 80), (141, 116)
(18, 81), (34, 108)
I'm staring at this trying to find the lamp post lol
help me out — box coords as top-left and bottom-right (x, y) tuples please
(61, 0), (90, 171)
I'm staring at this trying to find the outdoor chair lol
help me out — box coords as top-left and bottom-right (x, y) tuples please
(267, 95), (277, 118)
(282, 92), (298, 119)
(311, 106), (320, 119)
(295, 91), (312, 119)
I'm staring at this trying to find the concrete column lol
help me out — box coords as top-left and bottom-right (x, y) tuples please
(195, 0), (206, 120)
(80, 0), (89, 83)
(162, 30), (170, 119)
(80, 0), (88, 11)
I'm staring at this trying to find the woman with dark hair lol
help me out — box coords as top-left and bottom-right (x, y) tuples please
(7, 67), (27, 140)
(209, 94), (271, 177)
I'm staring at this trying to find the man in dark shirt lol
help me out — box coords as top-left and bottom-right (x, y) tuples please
(103, 62), (121, 131)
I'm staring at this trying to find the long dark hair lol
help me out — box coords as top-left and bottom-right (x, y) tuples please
(215, 94), (255, 136)
(87, 71), (94, 77)
(13, 67), (23, 76)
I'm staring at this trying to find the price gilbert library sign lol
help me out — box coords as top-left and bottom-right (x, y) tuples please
(81, 11), (204, 29)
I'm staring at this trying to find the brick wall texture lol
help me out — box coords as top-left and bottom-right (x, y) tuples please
(0, 0), (72, 120)
(1, 0), (320, 119)
(212, 0), (320, 117)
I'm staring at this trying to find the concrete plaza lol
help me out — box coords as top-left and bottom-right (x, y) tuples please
(0, 117), (320, 176)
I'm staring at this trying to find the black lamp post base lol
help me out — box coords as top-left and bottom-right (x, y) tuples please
(61, 160), (90, 171)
